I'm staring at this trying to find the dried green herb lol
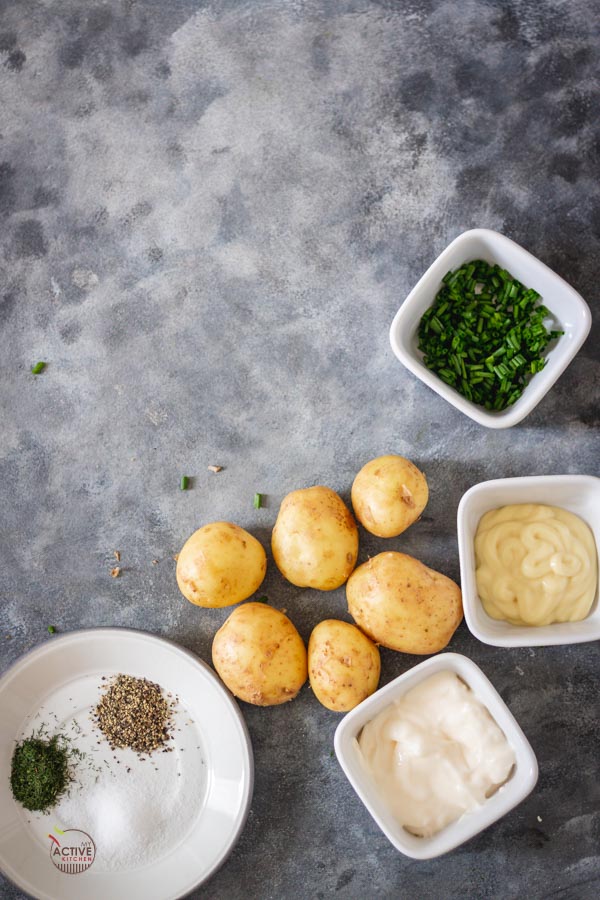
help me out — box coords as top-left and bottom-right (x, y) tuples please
(10, 735), (70, 812)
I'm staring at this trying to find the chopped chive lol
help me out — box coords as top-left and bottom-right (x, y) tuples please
(257, 596), (268, 603)
(417, 259), (562, 411)
(31, 361), (46, 375)
(47, 625), (56, 634)
(508, 389), (522, 405)
(180, 475), (189, 491)
(253, 492), (263, 509)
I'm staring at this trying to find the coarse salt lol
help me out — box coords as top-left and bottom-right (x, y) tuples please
(54, 722), (205, 871)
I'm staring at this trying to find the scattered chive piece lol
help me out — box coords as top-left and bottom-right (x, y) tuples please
(253, 492), (263, 509)
(47, 625), (56, 634)
(31, 361), (46, 375)
(417, 260), (562, 411)
(180, 475), (189, 491)
(257, 596), (268, 603)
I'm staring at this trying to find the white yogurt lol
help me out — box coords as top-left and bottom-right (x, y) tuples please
(357, 671), (515, 837)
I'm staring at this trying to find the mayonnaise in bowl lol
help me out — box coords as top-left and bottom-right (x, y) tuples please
(474, 504), (598, 627)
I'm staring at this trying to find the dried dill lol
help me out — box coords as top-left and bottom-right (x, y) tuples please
(11, 734), (70, 812)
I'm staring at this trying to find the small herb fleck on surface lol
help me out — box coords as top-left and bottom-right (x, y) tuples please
(31, 361), (46, 375)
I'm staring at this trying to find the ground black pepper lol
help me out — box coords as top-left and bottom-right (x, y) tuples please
(93, 674), (174, 754)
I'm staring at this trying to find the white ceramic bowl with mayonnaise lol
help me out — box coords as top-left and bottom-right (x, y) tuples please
(334, 653), (537, 860)
(458, 474), (600, 647)
(389, 229), (591, 428)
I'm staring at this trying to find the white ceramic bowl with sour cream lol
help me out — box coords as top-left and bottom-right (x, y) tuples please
(389, 229), (591, 428)
(334, 653), (538, 860)
(458, 474), (600, 647)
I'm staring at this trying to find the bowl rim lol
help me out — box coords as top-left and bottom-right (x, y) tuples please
(334, 652), (538, 859)
(457, 474), (600, 647)
(389, 228), (592, 429)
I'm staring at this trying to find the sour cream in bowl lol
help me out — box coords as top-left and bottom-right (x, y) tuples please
(334, 654), (537, 860)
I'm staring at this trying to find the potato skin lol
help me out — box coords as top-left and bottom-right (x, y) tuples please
(212, 602), (307, 706)
(271, 486), (359, 590)
(351, 455), (428, 538)
(176, 522), (266, 608)
(308, 620), (380, 712)
(346, 552), (462, 654)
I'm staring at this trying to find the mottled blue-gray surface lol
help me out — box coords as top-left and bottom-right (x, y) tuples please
(1, 0), (599, 898)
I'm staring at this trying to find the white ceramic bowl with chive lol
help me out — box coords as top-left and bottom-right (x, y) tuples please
(334, 653), (538, 860)
(457, 474), (600, 647)
(389, 229), (591, 428)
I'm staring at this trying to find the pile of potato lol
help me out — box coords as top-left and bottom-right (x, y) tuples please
(176, 455), (463, 713)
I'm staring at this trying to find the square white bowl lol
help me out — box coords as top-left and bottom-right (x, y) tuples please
(334, 653), (538, 860)
(389, 229), (591, 428)
(458, 475), (600, 647)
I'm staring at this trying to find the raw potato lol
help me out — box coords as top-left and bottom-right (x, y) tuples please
(212, 602), (307, 706)
(308, 619), (380, 712)
(346, 552), (462, 654)
(272, 486), (358, 590)
(176, 522), (266, 608)
(351, 455), (428, 538)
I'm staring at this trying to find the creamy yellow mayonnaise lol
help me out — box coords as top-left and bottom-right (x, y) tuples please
(475, 504), (598, 626)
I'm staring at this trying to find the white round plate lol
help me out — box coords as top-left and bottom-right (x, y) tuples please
(0, 629), (253, 900)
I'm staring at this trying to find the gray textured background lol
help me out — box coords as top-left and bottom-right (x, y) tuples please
(1, 0), (599, 898)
